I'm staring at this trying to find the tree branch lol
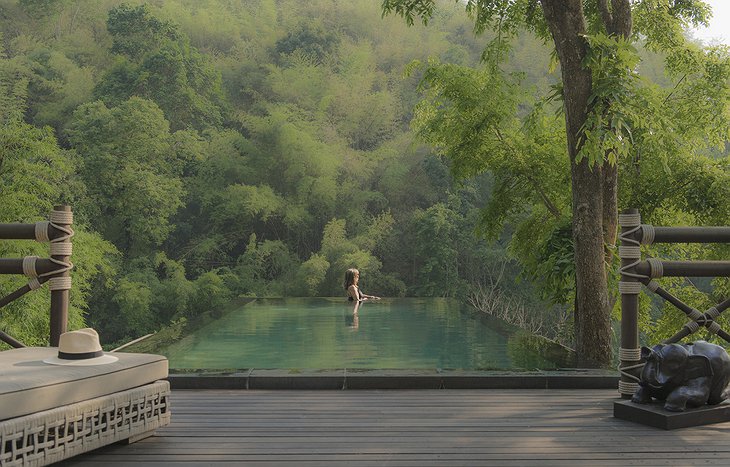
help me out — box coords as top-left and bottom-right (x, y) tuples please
(663, 73), (688, 104)
(525, 172), (564, 219)
(494, 127), (563, 219)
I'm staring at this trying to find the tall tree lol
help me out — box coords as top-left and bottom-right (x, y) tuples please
(1, 53), (117, 346)
(383, 0), (719, 366)
(67, 97), (184, 256)
(96, 3), (226, 131)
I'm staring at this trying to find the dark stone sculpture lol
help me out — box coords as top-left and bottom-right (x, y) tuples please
(632, 341), (730, 412)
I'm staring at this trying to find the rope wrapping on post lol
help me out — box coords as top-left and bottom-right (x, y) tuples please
(617, 220), (649, 281)
(41, 208), (75, 286)
(618, 211), (645, 398)
(49, 210), (73, 224)
(687, 308), (704, 321)
(618, 380), (640, 396)
(618, 246), (641, 258)
(22, 257), (74, 279)
(49, 242), (72, 256)
(48, 276), (72, 291)
(22, 256), (39, 278)
(34, 221), (50, 242)
(48, 206), (73, 345)
(35, 211), (75, 243)
(619, 347), (641, 361)
(641, 224), (655, 245)
(21, 256), (44, 291)
(647, 258), (663, 278)
(618, 281), (642, 294)
(618, 244), (648, 280)
(617, 348), (643, 396)
(1, 207), (74, 348)
(15, 214), (75, 293)
(619, 213), (642, 227)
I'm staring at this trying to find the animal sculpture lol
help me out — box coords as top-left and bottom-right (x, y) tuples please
(632, 341), (730, 412)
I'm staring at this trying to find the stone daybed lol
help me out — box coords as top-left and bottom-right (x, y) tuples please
(0, 348), (170, 466)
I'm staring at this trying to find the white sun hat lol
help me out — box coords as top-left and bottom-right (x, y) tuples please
(43, 328), (119, 366)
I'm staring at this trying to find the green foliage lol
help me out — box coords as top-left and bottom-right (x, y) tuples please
(578, 33), (640, 167)
(0, 51), (31, 125)
(381, 0), (436, 27)
(295, 254), (330, 296)
(210, 184), (284, 235)
(411, 202), (462, 297)
(4, 0), (727, 353)
(97, 3), (226, 130)
(19, 0), (67, 19)
(384, 0), (730, 362)
(408, 57), (572, 301)
(517, 220), (575, 304)
(4, 42), (95, 137)
(234, 234), (298, 296)
(1, 54), (116, 346)
(67, 97), (184, 254)
(634, 0), (711, 53)
(112, 277), (153, 338)
(275, 22), (339, 64)
(107, 4), (179, 60)
(188, 270), (234, 317)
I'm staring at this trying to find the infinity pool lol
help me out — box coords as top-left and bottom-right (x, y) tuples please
(161, 297), (558, 370)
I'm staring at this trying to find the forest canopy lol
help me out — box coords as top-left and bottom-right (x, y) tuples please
(1, 0), (728, 359)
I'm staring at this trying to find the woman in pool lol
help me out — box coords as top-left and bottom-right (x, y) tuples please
(343, 268), (380, 302)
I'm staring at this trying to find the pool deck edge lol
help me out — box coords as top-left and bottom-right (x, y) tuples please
(168, 369), (618, 390)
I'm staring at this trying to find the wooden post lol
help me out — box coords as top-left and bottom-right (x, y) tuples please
(0, 329), (25, 348)
(618, 208), (642, 399)
(49, 205), (72, 346)
(651, 227), (730, 243)
(0, 258), (65, 275)
(0, 223), (37, 239)
(635, 261), (730, 277)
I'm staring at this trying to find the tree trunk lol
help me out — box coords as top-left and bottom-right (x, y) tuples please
(601, 1), (632, 263)
(603, 159), (619, 314)
(541, 0), (611, 366)
(603, 160), (618, 258)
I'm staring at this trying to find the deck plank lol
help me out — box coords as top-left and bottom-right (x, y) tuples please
(58, 389), (730, 466)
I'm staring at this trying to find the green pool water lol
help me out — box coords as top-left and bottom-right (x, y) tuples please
(161, 297), (558, 370)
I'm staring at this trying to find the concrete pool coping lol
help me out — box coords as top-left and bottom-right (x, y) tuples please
(168, 368), (618, 390)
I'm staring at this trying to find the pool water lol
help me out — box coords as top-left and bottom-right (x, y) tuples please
(161, 297), (558, 370)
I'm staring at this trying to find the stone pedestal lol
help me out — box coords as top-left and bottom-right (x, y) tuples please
(614, 399), (730, 429)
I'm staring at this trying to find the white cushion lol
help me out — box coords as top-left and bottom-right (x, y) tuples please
(0, 347), (168, 421)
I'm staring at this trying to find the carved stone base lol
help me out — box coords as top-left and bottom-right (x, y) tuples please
(614, 399), (730, 429)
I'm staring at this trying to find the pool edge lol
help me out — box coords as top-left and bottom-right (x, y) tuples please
(168, 369), (618, 390)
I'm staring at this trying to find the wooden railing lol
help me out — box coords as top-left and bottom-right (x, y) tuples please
(0, 205), (73, 347)
(618, 208), (730, 398)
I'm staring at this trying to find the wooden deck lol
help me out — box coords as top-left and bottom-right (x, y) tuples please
(60, 389), (730, 466)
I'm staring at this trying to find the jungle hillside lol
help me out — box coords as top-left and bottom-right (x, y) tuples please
(1, 0), (729, 360)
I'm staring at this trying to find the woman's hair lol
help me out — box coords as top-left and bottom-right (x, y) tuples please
(343, 268), (359, 290)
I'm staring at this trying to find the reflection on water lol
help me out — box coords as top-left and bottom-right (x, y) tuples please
(344, 299), (361, 329)
(161, 297), (558, 370)
(344, 310), (359, 329)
